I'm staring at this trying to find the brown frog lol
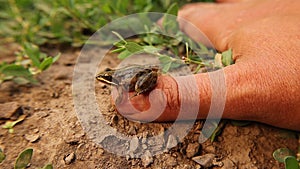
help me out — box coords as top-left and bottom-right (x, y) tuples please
(96, 65), (159, 101)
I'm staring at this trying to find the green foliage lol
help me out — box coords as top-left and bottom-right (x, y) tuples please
(0, 0), (209, 47)
(0, 148), (53, 169)
(273, 148), (300, 169)
(2, 115), (26, 133)
(14, 148), (33, 169)
(221, 49), (233, 66)
(111, 4), (233, 74)
(0, 0), (214, 85)
(273, 148), (296, 163)
(284, 156), (299, 169)
(0, 43), (60, 85)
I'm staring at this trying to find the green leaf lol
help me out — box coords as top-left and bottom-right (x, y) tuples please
(221, 49), (233, 66)
(42, 164), (53, 169)
(24, 43), (41, 67)
(117, 49), (133, 59)
(284, 156), (299, 169)
(13, 77), (31, 85)
(14, 148), (33, 169)
(2, 115), (26, 130)
(0, 148), (5, 163)
(125, 42), (143, 53)
(165, 3), (178, 16)
(112, 31), (126, 44)
(210, 121), (226, 142)
(159, 55), (172, 64)
(143, 34), (164, 45)
(143, 46), (160, 54)
(1, 65), (32, 77)
(53, 53), (61, 63)
(273, 148), (296, 163)
(162, 62), (172, 73)
(39, 57), (53, 71)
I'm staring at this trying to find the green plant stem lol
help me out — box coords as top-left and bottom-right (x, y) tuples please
(185, 57), (208, 66)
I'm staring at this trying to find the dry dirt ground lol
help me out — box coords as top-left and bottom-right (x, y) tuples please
(0, 45), (299, 169)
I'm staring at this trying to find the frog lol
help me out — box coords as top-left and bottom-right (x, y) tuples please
(96, 65), (159, 102)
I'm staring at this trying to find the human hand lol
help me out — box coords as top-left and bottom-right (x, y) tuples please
(114, 0), (300, 130)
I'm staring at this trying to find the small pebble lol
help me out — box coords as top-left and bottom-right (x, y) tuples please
(141, 150), (153, 167)
(24, 134), (40, 143)
(166, 135), (178, 149)
(192, 153), (215, 168)
(64, 152), (76, 165)
(129, 136), (139, 153)
(186, 142), (200, 158)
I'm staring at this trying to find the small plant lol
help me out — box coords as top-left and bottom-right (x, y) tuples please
(2, 115), (26, 133)
(111, 3), (233, 74)
(0, 148), (53, 169)
(14, 148), (33, 169)
(0, 42), (60, 85)
(273, 148), (300, 169)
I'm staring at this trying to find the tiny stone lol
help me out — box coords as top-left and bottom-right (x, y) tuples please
(166, 135), (178, 149)
(142, 144), (148, 150)
(141, 150), (153, 167)
(126, 154), (131, 161)
(192, 153), (215, 168)
(24, 134), (40, 143)
(64, 152), (76, 165)
(186, 142), (200, 158)
(129, 136), (139, 153)
(33, 128), (39, 133)
(128, 126), (137, 135)
(195, 164), (202, 169)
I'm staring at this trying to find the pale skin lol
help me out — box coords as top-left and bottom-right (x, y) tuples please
(114, 0), (300, 131)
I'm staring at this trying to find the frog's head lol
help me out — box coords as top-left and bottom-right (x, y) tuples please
(96, 68), (118, 85)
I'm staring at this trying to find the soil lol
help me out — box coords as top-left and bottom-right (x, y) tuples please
(0, 44), (299, 169)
